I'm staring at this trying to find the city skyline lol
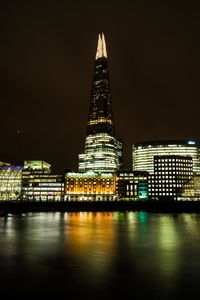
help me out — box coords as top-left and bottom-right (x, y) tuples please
(0, 0), (200, 172)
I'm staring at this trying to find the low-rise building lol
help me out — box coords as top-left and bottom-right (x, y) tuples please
(116, 171), (148, 200)
(0, 165), (23, 201)
(65, 171), (116, 201)
(21, 160), (64, 201)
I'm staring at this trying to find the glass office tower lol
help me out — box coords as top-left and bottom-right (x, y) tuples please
(79, 33), (122, 173)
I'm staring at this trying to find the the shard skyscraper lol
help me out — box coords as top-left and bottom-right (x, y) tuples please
(79, 33), (122, 173)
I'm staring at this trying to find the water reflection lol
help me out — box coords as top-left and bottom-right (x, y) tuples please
(64, 212), (116, 285)
(0, 212), (200, 298)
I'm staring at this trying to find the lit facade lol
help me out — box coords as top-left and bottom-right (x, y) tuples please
(79, 33), (122, 173)
(21, 160), (64, 201)
(132, 140), (200, 175)
(0, 162), (10, 167)
(0, 165), (23, 201)
(116, 171), (148, 200)
(181, 176), (200, 200)
(150, 155), (193, 200)
(79, 133), (122, 173)
(24, 160), (51, 171)
(65, 171), (116, 201)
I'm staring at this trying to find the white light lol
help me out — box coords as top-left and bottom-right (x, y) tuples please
(95, 33), (107, 59)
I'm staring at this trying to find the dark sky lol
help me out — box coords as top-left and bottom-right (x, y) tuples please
(0, 0), (200, 172)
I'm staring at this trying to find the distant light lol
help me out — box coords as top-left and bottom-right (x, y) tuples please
(188, 140), (196, 145)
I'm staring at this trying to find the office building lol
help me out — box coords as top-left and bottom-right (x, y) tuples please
(150, 155), (193, 200)
(132, 140), (200, 175)
(181, 176), (200, 200)
(21, 160), (64, 201)
(79, 33), (122, 173)
(0, 165), (23, 201)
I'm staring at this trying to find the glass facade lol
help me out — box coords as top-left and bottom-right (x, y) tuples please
(79, 133), (122, 173)
(21, 160), (64, 201)
(21, 171), (64, 201)
(79, 33), (122, 173)
(132, 140), (200, 175)
(87, 33), (114, 136)
(181, 175), (200, 200)
(24, 160), (51, 171)
(0, 165), (23, 201)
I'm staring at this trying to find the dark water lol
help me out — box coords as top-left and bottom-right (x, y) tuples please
(0, 212), (200, 299)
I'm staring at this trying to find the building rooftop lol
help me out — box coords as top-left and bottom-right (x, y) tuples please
(134, 139), (198, 147)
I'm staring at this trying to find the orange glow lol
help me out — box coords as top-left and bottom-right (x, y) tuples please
(65, 175), (116, 195)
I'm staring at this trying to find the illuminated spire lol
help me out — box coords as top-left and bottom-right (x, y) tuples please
(95, 33), (107, 59)
(78, 33), (123, 173)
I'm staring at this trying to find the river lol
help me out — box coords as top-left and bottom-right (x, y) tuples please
(0, 212), (200, 299)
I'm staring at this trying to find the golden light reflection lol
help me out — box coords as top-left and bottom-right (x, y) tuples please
(63, 212), (116, 275)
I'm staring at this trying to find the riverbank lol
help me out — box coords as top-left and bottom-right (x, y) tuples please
(1, 200), (200, 214)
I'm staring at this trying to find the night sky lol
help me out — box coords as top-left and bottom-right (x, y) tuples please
(0, 0), (199, 172)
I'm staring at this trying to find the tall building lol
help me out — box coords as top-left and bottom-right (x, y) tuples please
(79, 33), (122, 173)
(132, 140), (200, 175)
